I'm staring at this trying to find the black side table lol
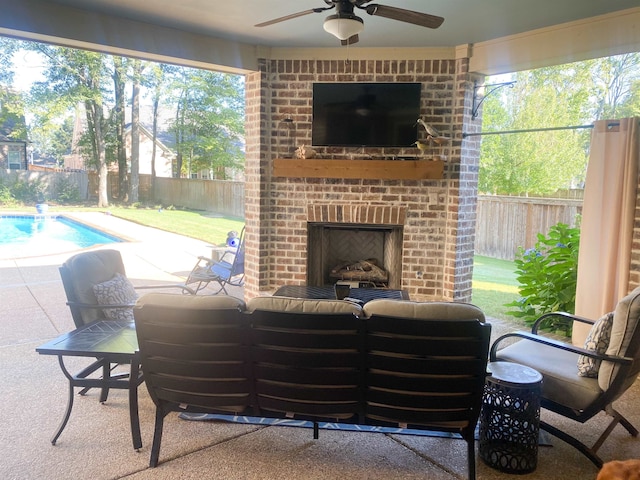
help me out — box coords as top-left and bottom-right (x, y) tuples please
(479, 361), (543, 474)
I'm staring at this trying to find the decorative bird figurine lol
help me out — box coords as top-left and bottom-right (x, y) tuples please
(413, 140), (430, 154)
(416, 118), (450, 145)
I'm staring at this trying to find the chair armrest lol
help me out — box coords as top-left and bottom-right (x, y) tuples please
(135, 284), (196, 295)
(66, 301), (135, 310)
(532, 312), (594, 334)
(490, 331), (634, 366)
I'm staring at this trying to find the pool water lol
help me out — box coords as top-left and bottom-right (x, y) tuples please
(0, 215), (123, 259)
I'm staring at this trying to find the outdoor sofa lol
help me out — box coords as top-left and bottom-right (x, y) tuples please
(134, 293), (491, 480)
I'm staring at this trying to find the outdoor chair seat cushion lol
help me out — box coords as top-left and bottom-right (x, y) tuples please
(496, 340), (601, 412)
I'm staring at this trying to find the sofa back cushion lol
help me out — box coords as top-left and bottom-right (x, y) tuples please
(363, 301), (490, 430)
(598, 286), (640, 392)
(134, 293), (251, 414)
(363, 299), (485, 322)
(247, 296), (363, 315)
(246, 295), (362, 420)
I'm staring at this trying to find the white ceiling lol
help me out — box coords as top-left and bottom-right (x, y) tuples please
(42, 0), (640, 49)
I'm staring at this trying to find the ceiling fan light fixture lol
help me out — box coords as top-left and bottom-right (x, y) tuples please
(323, 13), (364, 40)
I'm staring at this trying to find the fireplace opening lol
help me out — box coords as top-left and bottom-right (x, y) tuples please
(307, 223), (403, 289)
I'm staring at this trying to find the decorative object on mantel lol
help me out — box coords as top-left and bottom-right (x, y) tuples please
(416, 118), (450, 145)
(277, 117), (296, 158)
(295, 145), (317, 159)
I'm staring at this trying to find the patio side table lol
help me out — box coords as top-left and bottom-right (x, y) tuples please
(479, 361), (543, 474)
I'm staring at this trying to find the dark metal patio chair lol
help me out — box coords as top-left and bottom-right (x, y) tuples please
(490, 286), (640, 467)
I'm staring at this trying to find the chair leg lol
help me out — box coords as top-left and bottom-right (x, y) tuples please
(540, 420), (603, 468)
(150, 407), (166, 467)
(606, 406), (639, 437)
(592, 408), (639, 453)
(467, 435), (476, 480)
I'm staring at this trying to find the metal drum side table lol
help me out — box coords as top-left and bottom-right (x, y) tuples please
(479, 361), (543, 474)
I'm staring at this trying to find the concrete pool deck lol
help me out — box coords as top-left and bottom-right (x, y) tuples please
(1, 211), (638, 479)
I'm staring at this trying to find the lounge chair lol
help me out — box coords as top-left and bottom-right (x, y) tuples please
(185, 227), (245, 294)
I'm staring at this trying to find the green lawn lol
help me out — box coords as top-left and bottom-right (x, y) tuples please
(104, 206), (244, 246)
(472, 255), (521, 321)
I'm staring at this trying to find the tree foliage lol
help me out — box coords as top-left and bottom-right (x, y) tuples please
(480, 53), (640, 196)
(0, 36), (246, 207)
(167, 69), (245, 179)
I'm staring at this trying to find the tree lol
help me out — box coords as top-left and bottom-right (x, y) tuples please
(168, 68), (244, 179)
(588, 53), (640, 120)
(29, 45), (113, 206)
(112, 55), (129, 201)
(129, 59), (143, 203)
(480, 64), (592, 196)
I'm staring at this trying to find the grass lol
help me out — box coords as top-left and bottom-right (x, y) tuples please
(103, 206), (244, 246)
(471, 255), (521, 322)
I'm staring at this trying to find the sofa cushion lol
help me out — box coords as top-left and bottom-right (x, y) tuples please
(135, 292), (245, 311)
(577, 312), (614, 377)
(495, 340), (601, 412)
(599, 286), (640, 392)
(93, 273), (138, 321)
(363, 299), (485, 322)
(247, 296), (362, 315)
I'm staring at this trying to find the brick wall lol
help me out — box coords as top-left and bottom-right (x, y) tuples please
(244, 55), (484, 301)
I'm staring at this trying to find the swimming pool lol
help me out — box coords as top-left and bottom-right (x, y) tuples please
(0, 215), (123, 259)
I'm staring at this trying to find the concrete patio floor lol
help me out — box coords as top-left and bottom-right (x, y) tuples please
(1, 212), (638, 479)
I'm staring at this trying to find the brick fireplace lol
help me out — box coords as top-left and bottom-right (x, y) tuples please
(243, 54), (484, 302)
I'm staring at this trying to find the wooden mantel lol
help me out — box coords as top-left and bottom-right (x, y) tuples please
(273, 158), (444, 180)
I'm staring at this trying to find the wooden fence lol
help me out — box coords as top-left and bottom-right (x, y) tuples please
(87, 173), (245, 218)
(475, 195), (583, 260)
(0, 169), (89, 201)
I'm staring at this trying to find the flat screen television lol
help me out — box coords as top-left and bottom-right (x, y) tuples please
(312, 82), (421, 148)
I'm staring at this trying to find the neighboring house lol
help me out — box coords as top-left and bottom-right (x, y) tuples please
(64, 118), (176, 178)
(123, 123), (174, 178)
(0, 134), (28, 170)
(0, 90), (29, 171)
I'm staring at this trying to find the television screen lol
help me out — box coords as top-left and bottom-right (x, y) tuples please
(312, 82), (421, 148)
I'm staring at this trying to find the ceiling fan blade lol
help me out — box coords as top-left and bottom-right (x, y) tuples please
(255, 7), (332, 28)
(364, 4), (444, 29)
(341, 34), (360, 46)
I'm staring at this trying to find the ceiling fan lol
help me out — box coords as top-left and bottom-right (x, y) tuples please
(255, 0), (444, 45)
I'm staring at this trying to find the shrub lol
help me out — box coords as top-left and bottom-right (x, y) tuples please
(10, 178), (47, 204)
(0, 180), (16, 206)
(505, 222), (580, 333)
(54, 176), (82, 204)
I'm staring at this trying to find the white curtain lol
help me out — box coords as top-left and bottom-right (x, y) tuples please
(573, 117), (639, 345)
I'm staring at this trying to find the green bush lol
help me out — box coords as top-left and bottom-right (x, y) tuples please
(54, 176), (81, 204)
(0, 181), (16, 206)
(505, 222), (580, 333)
(10, 178), (47, 203)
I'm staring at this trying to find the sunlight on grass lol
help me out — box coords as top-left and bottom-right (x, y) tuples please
(472, 255), (521, 321)
(473, 280), (518, 294)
